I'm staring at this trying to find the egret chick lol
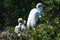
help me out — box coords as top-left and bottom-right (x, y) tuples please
(15, 18), (26, 34)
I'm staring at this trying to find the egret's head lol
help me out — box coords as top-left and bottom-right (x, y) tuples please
(18, 18), (23, 23)
(18, 18), (26, 24)
(36, 3), (44, 10)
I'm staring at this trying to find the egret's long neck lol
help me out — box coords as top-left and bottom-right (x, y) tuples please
(18, 23), (22, 26)
(37, 7), (43, 13)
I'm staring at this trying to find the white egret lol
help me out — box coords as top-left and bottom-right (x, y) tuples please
(27, 3), (44, 28)
(15, 18), (26, 34)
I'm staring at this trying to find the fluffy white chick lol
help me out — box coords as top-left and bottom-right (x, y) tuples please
(15, 18), (26, 34)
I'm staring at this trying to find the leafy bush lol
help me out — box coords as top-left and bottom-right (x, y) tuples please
(4, 23), (60, 40)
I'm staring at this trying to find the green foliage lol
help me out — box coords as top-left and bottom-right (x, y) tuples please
(5, 24), (60, 40)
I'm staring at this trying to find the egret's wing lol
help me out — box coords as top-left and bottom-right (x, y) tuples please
(33, 12), (39, 21)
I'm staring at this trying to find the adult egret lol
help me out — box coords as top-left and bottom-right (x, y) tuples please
(15, 18), (26, 34)
(27, 3), (44, 28)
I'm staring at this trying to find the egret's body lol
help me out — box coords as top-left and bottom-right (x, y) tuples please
(27, 3), (43, 28)
(15, 23), (26, 33)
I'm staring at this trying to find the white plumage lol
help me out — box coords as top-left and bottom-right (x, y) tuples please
(27, 3), (43, 28)
(15, 18), (26, 34)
